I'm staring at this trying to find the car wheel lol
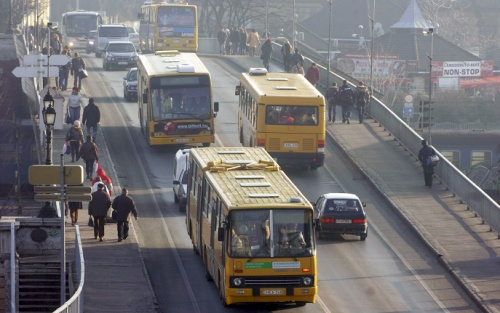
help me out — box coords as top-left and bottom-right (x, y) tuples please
(125, 93), (130, 102)
(360, 228), (368, 241)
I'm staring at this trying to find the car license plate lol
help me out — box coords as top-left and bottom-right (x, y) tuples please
(118, 62), (127, 65)
(261, 289), (284, 296)
(176, 138), (189, 143)
(284, 143), (299, 148)
(336, 219), (351, 224)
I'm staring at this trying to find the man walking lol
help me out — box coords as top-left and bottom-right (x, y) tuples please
(112, 188), (138, 242)
(88, 183), (111, 241)
(78, 134), (98, 180)
(82, 98), (101, 140)
(354, 81), (370, 123)
(325, 82), (339, 123)
(339, 80), (355, 124)
(418, 140), (436, 188)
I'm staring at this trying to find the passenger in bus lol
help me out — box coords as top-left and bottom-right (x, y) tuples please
(267, 107), (279, 124)
(232, 224), (251, 257)
(301, 112), (316, 125)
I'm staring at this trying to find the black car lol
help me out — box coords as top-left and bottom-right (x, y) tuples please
(123, 67), (137, 101)
(102, 41), (138, 70)
(313, 192), (368, 240)
(85, 30), (97, 54)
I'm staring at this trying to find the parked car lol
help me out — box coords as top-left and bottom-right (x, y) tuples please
(173, 148), (190, 211)
(85, 30), (97, 54)
(127, 26), (140, 51)
(123, 67), (138, 101)
(102, 41), (138, 70)
(313, 192), (368, 240)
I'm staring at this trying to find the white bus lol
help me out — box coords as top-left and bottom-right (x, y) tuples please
(61, 10), (103, 50)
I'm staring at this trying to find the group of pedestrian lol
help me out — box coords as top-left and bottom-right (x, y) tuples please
(326, 80), (371, 124)
(217, 27), (258, 56)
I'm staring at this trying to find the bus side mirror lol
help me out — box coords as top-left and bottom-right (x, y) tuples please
(315, 218), (322, 231)
(213, 102), (219, 118)
(235, 85), (240, 95)
(217, 227), (224, 241)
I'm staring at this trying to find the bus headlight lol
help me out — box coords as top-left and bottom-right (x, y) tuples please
(233, 277), (242, 286)
(302, 277), (312, 286)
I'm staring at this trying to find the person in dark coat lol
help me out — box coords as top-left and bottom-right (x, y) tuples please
(112, 188), (138, 242)
(281, 40), (293, 72)
(88, 183), (111, 241)
(65, 120), (84, 162)
(418, 139), (437, 188)
(82, 98), (101, 140)
(70, 51), (86, 90)
(325, 82), (339, 123)
(339, 79), (355, 124)
(78, 134), (99, 180)
(290, 48), (304, 67)
(261, 38), (273, 71)
(239, 28), (248, 55)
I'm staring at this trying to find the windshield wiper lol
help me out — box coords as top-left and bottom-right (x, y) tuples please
(247, 244), (270, 262)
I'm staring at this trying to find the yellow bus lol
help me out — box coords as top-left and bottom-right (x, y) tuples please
(137, 51), (218, 146)
(186, 147), (318, 306)
(138, 1), (198, 53)
(235, 68), (326, 169)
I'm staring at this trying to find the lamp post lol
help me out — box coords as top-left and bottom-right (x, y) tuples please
(326, 0), (332, 89)
(265, 0), (269, 39)
(42, 91), (56, 165)
(369, 0), (376, 99)
(292, 0), (296, 48)
(423, 27), (434, 144)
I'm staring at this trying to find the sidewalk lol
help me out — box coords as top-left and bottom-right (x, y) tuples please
(50, 86), (158, 312)
(224, 55), (500, 312)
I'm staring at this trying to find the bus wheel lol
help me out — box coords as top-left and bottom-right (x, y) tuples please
(205, 267), (213, 282)
(192, 244), (198, 255)
(220, 291), (228, 307)
(249, 137), (253, 147)
(239, 129), (243, 144)
(296, 302), (307, 307)
(202, 142), (210, 147)
(310, 165), (320, 170)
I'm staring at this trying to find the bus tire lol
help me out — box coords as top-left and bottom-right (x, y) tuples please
(202, 142), (210, 147)
(310, 164), (320, 170)
(249, 137), (253, 147)
(239, 129), (243, 144)
(296, 302), (307, 307)
(205, 267), (213, 282)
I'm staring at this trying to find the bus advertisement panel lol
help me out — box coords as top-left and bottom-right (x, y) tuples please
(186, 147), (317, 306)
(138, 2), (198, 53)
(137, 51), (218, 146)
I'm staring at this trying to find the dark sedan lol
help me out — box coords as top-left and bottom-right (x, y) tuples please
(313, 192), (368, 240)
(123, 67), (137, 101)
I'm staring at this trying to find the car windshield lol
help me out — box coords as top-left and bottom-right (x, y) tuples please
(228, 209), (315, 258)
(128, 70), (137, 81)
(100, 27), (128, 37)
(108, 43), (135, 52)
(87, 32), (96, 39)
(323, 199), (361, 213)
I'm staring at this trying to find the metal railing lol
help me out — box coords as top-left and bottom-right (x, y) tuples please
(53, 226), (85, 313)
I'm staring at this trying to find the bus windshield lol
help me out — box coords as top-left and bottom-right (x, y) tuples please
(158, 6), (196, 28)
(151, 86), (211, 121)
(65, 15), (99, 37)
(229, 209), (315, 258)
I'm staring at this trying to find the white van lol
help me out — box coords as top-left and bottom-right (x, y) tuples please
(95, 24), (129, 57)
(173, 149), (190, 211)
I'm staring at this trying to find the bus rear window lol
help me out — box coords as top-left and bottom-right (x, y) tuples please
(266, 105), (318, 125)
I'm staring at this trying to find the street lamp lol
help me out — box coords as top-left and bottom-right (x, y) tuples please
(42, 90), (56, 165)
(326, 0), (332, 89)
(423, 27), (434, 144)
(292, 0), (296, 48)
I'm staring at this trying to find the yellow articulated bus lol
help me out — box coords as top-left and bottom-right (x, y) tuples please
(186, 147), (317, 307)
(235, 68), (326, 169)
(137, 51), (218, 146)
(138, 1), (198, 53)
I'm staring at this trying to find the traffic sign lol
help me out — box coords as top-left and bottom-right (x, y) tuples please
(34, 194), (92, 202)
(23, 54), (70, 66)
(12, 66), (59, 78)
(404, 94), (414, 104)
(29, 165), (84, 185)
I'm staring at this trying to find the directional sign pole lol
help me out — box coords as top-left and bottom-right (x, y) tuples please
(60, 154), (66, 305)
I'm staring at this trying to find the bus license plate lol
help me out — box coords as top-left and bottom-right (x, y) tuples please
(261, 289), (284, 296)
(336, 219), (351, 224)
(284, 143), (299, 148)
(176, 138), (189, 143)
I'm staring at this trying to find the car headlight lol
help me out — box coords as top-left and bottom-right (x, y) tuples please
(130, 86), (137, 90)
(233, 277), (242, 286)
(106, 55), (114, 61)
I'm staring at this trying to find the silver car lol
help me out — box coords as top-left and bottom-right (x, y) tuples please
(102, 41), (138, 70)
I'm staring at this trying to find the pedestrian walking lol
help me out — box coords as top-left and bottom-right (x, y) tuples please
(247, 29), (260, 57)
(230, 27), (240, 55)
(71, 51), (86, 90)
(112, 188), (138, 242)
(78, 134), (99, 180)
(66, 188), (82, 226)
(339, 79), (355, 124)
(292, 61), (305, 76)
(66, 120), (84, 162)
(418, 139), (436, 188)
(260, 38), (273, 71)
(67, 86), (84, 124)
(326, 82), (339, 123)
(58, 49), (71, 91)
(354, 81), (370, 123)
(281, 40), (293, 72)
(91, 176), (111, 195)
(217, 27), (227, 55)
(82, 98), (101, 140)
(239, 28), (248, 55)
(88, 183), (111, 241)
(93, 162), (114, 196)
(290, 48), (304, 67)
(305, 62), (320, 87)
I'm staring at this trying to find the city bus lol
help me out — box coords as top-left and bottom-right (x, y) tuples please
(137, 50), (218, 146)
(186, 147), (317, 306)
(61, 10), (103, 50)
(235, 68), (326, 169)
(138, 1), (198, 53)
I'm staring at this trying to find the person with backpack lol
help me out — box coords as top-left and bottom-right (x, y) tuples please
(354, 81), (371, 123)
(339, 79), (355, 124)
(418, 139), (437, 188)
(326, 82), (339, 123)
